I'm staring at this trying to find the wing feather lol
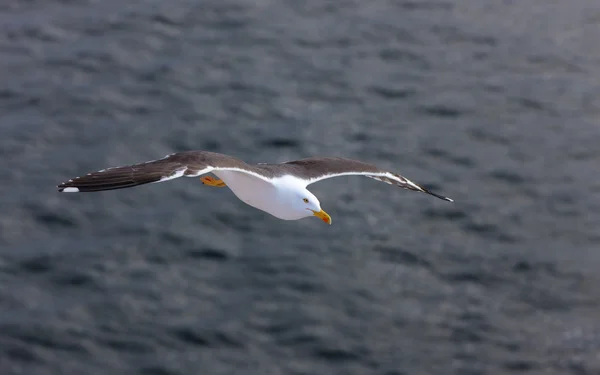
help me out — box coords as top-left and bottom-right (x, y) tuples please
(57, 151), (257, 192)
(281, 157), (452, 202)
(58, 152), (452, 202)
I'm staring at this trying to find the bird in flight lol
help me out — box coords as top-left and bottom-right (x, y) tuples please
(57, 151), (452, 224)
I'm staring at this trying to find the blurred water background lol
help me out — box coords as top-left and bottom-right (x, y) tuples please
(2, 0), (600, 374)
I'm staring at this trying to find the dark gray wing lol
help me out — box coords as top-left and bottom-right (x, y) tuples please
(278, 157), (453, 202)
(57, 151), (255, 192)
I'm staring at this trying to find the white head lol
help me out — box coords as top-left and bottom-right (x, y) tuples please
(292, 189), (331, 224)
(268, 176), (332, 224)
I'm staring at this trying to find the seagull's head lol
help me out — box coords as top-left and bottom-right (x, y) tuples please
(296, 190), (331, 225)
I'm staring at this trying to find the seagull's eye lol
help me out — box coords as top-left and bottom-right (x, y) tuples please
(303, 198), (309, 203)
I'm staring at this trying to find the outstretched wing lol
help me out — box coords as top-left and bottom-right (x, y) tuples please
(57, 151), (265, 192)
(280, 157), (453, 202)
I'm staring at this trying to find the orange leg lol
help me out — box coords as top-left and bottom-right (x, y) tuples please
(200, 176), (227, 187)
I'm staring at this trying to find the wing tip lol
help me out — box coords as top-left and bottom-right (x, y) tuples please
(425, 190), (453, 202)
(432, 194), (453, 202)
(57, 185), (79, 193)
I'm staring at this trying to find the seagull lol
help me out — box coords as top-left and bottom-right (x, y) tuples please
(57, 151), (452, 224)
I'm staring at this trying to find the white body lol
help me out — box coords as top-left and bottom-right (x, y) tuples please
(214, 171), (320, 220)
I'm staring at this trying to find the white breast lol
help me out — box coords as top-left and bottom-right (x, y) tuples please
(213, 171), (307, 220)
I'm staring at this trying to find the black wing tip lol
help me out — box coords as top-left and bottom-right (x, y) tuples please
(438, 195), (454, 202)
(422, 188), (453, 202)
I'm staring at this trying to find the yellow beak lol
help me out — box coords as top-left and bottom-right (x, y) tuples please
(312, 209), (332, 225)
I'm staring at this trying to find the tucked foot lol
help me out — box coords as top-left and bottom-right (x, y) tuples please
(200, 176), (226, 187)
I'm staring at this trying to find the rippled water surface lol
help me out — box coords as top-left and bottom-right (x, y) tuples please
(2, 1), (600, 374)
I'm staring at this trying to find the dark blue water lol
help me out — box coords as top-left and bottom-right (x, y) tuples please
(2, 0), (600, 374)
